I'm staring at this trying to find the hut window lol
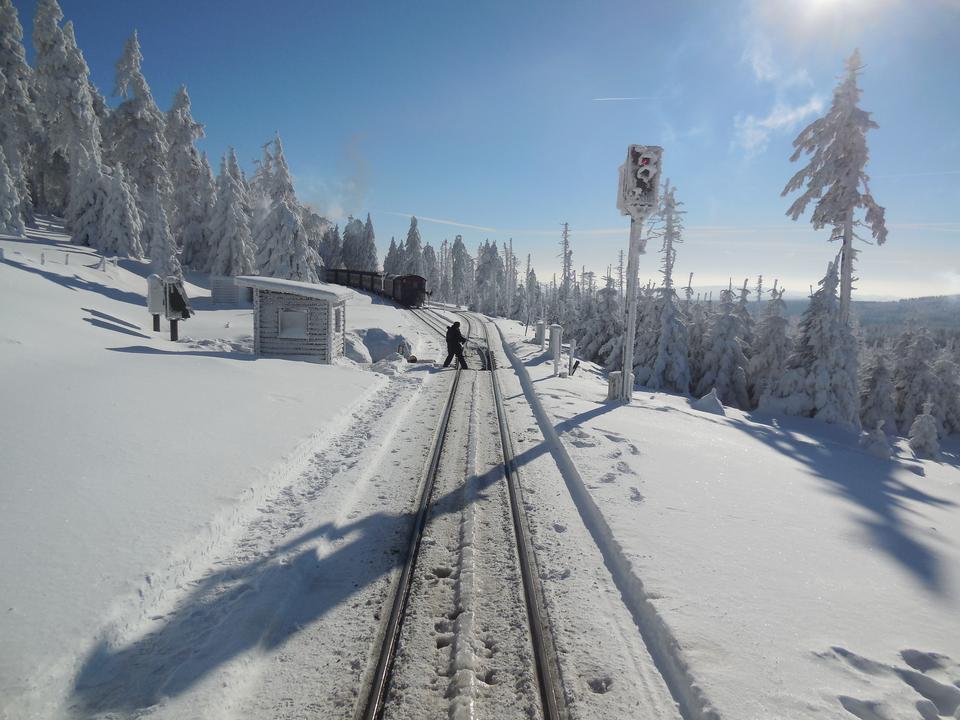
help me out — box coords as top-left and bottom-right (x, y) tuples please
(278, 309), (308, 339)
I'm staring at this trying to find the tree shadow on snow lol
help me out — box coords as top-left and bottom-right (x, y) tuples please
(728, 414), (956, 597)
(107, 345), (256, 361)
(68, 466), (505, 717)
(2, 257), (145, 306)
(82, 318), (151, 339)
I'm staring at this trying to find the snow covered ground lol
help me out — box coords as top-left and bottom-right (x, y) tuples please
(0, 223), (437, 718)
(497, 318), (960, 720)
(4, 221), (959, 720)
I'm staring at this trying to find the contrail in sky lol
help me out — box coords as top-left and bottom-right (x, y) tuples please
(590, 96), (657, 101)
(382, 211), (497, 233)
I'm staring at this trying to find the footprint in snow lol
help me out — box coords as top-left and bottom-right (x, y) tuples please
(819, 646), (960, 719)
(629, 487), (644, 503)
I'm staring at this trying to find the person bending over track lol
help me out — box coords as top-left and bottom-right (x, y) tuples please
(443, 321), (469, 369)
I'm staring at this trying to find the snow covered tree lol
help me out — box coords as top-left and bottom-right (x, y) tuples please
(474, 240), (505, 316)
(340, 216), (363, 269)
(254, 199), (319, 282)
(451, 234), (472, 307)
(208, 150), (255, 277)
(402, 215), (424, 276)
(782, 49), (887, 323)
(438, 238), (452, 302)
(0, 144), (25, 235)
(748, 283), (791, 407)
(423, 242), (439, 297)
(33, 7), (104, 219)
(186, 151), (217, 272)
(358, 213), (378, 271)
(892, 331), (940, 434)
(932, 351), (960, 437)
(762, 260), (860, 430)
(908, 401), (940, 458)
(99, 164), (143, 258)
(384, 236), (401, 273)
(734, 278), (755, 355)
(143, 188), (181, 281)
(301, 208), (329, 272)
(319, 223), (342, 270)
(105, 31), (171, 216)
(859, 351), (897, 435)
(165, 85), (208, 266)
(695, 285), (750, 409)
(250, 133), (322, 281)
(686, 299), (711, 392)
(525, 262), (541, 323)
(65, 146), (108, 249)
(0, 0), (38, 226)
(247, 141), (273, 228)
(638, 181), (690, 393)
(267, 133), (297, 205)
(31, 0), (70, 213)
(578, 279), (622, 364)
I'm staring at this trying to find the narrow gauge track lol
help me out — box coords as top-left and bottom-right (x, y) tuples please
(356, 311), (476, 720)
(421, 306), (568, 720)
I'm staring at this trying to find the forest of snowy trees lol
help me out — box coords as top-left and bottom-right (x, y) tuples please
(0, 0), (380, 283)
(1, 9), (956, 451)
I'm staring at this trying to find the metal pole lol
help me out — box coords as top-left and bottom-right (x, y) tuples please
(620, 214), (646, 402)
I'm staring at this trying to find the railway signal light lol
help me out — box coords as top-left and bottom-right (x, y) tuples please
(617, 144), (663, 217)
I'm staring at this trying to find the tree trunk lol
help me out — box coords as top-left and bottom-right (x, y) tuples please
(840, 213), (854, 324)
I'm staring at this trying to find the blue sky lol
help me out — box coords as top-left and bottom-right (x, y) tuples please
(15, 0), (960, 298)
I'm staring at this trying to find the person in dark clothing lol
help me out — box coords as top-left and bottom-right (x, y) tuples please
(443, 321), (469, 369)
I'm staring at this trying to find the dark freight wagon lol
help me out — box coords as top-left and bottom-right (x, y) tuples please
(325, 268), (426, 308)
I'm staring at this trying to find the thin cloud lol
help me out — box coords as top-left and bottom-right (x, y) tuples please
(872, 170), (960, 179)
(734, 96), (824, 156)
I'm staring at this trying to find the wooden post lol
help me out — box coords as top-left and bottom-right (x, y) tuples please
(153, 314), (160, 332)
(170, 319), (178, 341)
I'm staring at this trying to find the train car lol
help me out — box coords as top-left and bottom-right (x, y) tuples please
(393, 275), (427, 308)
(324, 268), (426, 307)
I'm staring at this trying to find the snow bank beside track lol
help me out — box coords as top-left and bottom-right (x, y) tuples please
(496, 317), (960, 720)
(0, 230), (438, 718)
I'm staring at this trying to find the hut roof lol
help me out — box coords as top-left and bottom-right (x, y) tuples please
(235, 276), (350, 301)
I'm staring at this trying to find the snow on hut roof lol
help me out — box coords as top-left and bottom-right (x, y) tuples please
(235, 276), (351, 301)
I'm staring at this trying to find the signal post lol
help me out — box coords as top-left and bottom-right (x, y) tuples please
(616, 145), (662, 403)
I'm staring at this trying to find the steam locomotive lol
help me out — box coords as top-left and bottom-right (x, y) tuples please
(324, 268), (427, 308)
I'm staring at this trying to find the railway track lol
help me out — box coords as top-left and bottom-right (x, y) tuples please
(356, 307), (566, 720)
(356, 311), (474, 720)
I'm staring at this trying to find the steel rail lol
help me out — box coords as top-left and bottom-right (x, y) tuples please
(356, 311), (473, 720)
(463, 311), (568, 720)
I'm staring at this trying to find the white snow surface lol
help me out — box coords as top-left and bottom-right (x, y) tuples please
(0, 225), (431, 718)
(497, 318), (960, 720)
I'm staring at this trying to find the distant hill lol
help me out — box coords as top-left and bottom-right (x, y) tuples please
(782, 294), (960, 329)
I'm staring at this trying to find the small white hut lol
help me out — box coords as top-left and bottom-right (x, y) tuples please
(235, 276), (349, 363)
